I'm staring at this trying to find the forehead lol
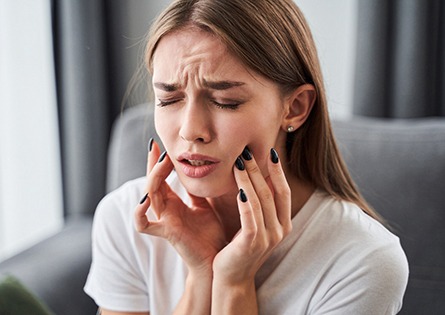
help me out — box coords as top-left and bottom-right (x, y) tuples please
(156, 27), (227, 58)
(152, 27), (248, 82)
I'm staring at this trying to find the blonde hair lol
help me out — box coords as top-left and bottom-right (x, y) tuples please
(144, 0), (381, 220)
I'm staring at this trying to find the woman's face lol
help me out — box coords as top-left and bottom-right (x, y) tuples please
(152, 27), (288, 198)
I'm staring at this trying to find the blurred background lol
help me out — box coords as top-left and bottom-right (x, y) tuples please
(0, 0), (444, 314)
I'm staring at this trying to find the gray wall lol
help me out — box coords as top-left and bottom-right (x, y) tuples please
(106, 0), (171, 114)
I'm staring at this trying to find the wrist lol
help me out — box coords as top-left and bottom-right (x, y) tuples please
(212, 274), (255, 293)
(173, 270), (213, 315)
(212, 277), (258, 314)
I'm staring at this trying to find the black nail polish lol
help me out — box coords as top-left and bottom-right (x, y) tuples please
(235, 156), (245, 170)
(139, 193), (148, 204)
(239, 189), (248, 203)
(148, 138), (154, 152)
(158, 151), (167, 163)
(242, 146), (252, 161)
(270, 148), (279, 164)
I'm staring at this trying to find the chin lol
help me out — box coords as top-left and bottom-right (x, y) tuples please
(177, 173), (236, 199)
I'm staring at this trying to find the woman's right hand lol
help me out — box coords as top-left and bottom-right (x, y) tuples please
(134, 139), (227, 274)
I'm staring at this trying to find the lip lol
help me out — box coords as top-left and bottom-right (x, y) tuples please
(177, 152), (220, 178)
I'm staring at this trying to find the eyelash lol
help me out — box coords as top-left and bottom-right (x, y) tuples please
(156, 99), (241, 110)
(156, 99), (178, 107)
(211, 100), (240, 110)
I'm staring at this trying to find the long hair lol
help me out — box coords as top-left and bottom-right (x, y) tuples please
(144, 0), (381, 221)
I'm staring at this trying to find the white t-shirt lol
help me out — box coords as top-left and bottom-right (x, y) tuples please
(84, 174), (408, 315)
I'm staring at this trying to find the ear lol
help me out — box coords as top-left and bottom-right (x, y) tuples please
(281, 84), (316, 132)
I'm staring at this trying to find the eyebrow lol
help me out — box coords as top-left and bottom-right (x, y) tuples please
(153, 82), (180, 92)
(203, 80), (245, 90)
(153, 80), (245, 91)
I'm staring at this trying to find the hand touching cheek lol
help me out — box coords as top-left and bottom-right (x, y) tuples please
(213, 147), (292, 285)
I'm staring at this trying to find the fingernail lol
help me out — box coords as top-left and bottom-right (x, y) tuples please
(270, 148), (279, 164)
(148, 138), (154, 152)
(235, 156), (245, 170)
(241, 146), (252, 161)
(239, 189), (248, 203)
(139, 193), (148, 204)
(158, 151), (167, 163)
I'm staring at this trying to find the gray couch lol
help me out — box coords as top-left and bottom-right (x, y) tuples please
(1, 103), (444, 314)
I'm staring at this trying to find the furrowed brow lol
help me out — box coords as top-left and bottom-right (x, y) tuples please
(203, 80), (245, 90)
(153, 82), (179, 92)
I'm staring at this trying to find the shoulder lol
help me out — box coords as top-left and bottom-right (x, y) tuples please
(305, 191), (409, 311)
(86, 173), (188, 312)
(257, 191), (408, 314)
(308, 190), (402, 245)
(92, 172), (187, 243)
(94, 172), (185, 225)
(308, 190), (408, 268)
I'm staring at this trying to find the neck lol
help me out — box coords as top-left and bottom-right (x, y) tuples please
(207, 174), (315, 243)
(208, 191), (241, 242)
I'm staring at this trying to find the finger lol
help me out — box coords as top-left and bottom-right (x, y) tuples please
(134, 194), (165, 236)
(135, 192), (151, 231)
(240, 147), (280, 230)
(234, 156), (265, 232)
(236, 188), (257, 242)
(267, 148), (292, 233)
(147, 151), (174, 192)
(142, 138), (161, 203)
(146, 138), (161, 177)
(146, 151), (174, 218)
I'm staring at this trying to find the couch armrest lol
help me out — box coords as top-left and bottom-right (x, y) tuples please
(0, 216), (97, 315)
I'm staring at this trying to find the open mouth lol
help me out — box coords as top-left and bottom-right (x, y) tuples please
(177, 153), (220, 178)
(183, 159), (214, 166)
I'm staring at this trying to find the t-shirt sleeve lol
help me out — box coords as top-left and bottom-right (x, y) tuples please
(84, 189), (151, 312)
(311, 240), (409, 315)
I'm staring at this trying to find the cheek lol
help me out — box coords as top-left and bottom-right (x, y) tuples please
(243, 118), (282, 171)
(154, 110), (176, 146)
(214, 117), (251, 152)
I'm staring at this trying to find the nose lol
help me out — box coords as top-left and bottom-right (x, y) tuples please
(179, 101), (212, 143)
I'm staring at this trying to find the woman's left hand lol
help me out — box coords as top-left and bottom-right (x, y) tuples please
(212, 148), (293, 286)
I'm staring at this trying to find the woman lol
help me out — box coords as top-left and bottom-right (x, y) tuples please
(85, 0), (409, 314)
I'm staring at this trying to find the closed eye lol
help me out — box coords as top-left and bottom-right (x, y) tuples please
(156, 99), (180, 107)
(211, 100), (242, 110)
(157, 99), (242, 110)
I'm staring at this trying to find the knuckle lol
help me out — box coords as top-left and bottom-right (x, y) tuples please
(255, 237), (268, 252)
(239, 206), (251, 218)
(259, 187), (273, 202)
(278, 185), (291, 198)
(135, 222), (145, 233)
(276, 187), (291, 204)
(282, 221), (293, 236)
(281, 221), (292, 239)
(249, 199), (262, 211)
(246, 163), (261, 174)
(269, 165), (283, 176)
(269, 229), (284, 244)
(244, 228), (257, 241)
(267, 234), (280, 246)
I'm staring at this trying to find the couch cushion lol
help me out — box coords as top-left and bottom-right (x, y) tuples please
(0, 217), (97, 315)
(333, 117), (445, 314)
(107, 104), (159, 192)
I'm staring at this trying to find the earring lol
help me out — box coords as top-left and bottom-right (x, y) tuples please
(287, 125), (295, 133)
